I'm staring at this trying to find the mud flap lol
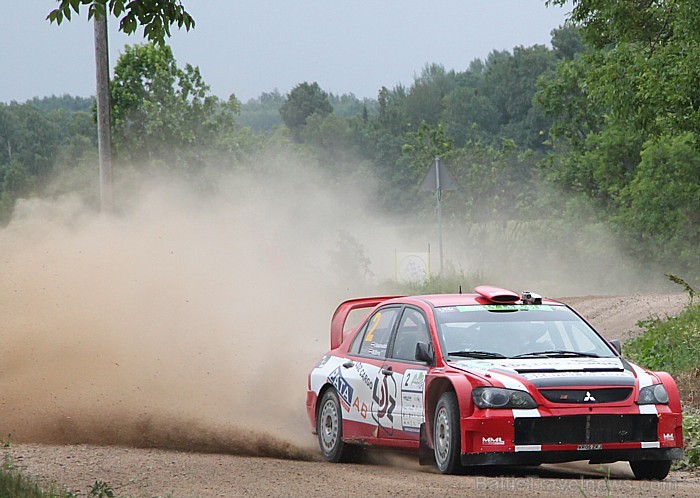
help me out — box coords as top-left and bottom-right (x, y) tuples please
(418, 422), (435, 466)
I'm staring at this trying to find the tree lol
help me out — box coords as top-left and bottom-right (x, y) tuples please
(618, 134), (700, 277)
(547, 0), (700, 139)
(279, 82), (333, 141)
(48, 0), (194, 46)
(110, 43), (239, 168)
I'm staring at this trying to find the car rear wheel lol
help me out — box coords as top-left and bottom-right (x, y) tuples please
(434, 391), (462, 474)
(317, 389), (352, 463)
(629, 460), (672, 480)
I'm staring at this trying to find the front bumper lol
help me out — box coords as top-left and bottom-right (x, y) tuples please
(459, 407), (683, 466)
(461, 447), (684, 466)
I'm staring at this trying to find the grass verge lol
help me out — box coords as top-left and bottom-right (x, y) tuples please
(623, 294), (700, 471)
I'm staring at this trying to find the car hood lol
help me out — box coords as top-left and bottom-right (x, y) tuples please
(452, 357), (638, 387)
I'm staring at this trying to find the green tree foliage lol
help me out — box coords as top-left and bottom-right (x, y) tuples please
(279, 82), (333, 141)
(238, 91), (285, 132)
(547, 0), (700, 139)
(27, 94), (93, 113)
(48, 0), (194, 46)
(541, 1), (700, 275)
(0, 159), (36, 222)
(0, 100), (97, 220)
(618, 135), (700, 275)
(110, 43), (240, 168)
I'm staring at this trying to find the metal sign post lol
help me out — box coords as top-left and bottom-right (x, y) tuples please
(419, 156), (458, 277)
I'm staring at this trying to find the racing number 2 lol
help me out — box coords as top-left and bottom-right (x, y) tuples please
(365, 312), (382, 342)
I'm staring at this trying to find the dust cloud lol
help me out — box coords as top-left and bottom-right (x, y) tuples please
(0, 156), (667, 459)
(0, 160), (382, 459)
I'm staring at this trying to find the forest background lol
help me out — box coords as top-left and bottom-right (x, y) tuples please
(1, 1), (698, 290)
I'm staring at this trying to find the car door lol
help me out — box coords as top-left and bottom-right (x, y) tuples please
(381, 306), (432, 440)
(342, 306), (402, 440)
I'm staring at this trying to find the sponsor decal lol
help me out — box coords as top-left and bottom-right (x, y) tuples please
(523, 371), (629, 379)
(353, 362), (374, 390)
(371, 372), (397, 435)
(327, 366), (354, 411)
(456, 304), (554, 312)
(482, 436), (506, 446)
(577, 444), (603, 451)
(663, 433), (675, 442)
(352, 396), (368, 419)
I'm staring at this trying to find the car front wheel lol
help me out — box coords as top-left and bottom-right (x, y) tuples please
(317, 389), (351, 463)
(433, 391), (462, 474)
(629, 460), (672, 480)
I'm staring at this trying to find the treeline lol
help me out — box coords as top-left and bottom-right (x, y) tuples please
(0, 16), (697, 280)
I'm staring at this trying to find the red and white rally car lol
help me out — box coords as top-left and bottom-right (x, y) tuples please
(306, 286), (684, 479)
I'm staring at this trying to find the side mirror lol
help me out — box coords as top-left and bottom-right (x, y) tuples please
(415, 341), (434, 364)
(610, 339), (622, 354)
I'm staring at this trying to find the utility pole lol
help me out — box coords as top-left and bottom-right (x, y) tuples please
(94, 12), (114, 213)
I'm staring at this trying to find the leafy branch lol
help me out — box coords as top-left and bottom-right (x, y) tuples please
(47, 0), (195, 46)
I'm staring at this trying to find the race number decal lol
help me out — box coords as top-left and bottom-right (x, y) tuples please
(401, 369), (426, 433)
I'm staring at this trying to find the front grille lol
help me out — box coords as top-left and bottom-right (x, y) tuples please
(514, 414), (658, 445)
(539, 388), (632, 404)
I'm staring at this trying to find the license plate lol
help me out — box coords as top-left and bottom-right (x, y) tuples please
(577, 444), (602, 450)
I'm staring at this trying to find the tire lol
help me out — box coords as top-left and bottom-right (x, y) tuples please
(433, 391), (463, 474)
(317, 389), (352, 463)
(629, 460), (672, 480)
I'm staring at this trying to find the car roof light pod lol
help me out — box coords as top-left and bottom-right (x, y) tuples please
(521, 291), (543, 305)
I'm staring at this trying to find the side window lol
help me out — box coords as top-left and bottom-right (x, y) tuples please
(358, 308), (400, 358)
(391, 308), (430, 362)
(349, 322), (367, 354)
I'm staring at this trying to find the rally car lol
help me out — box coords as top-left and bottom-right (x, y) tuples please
(306, 286), (684, 479)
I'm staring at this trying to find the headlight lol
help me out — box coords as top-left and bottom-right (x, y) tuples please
(638, 384), (669, 405)
(472, 387), (537, 409)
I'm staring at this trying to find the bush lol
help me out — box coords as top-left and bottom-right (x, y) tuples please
(624, 304), (700, 375)
(677, 411), (700, 470)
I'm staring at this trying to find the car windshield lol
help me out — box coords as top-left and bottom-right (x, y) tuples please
(434, 304), (616, 359)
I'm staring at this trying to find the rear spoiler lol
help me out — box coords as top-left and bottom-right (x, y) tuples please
(330, 296), (403, 349)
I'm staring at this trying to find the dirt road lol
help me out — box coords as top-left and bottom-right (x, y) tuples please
(5, 293), (698, 497)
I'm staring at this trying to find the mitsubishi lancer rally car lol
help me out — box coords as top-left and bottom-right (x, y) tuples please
(306, 286), (684, 479)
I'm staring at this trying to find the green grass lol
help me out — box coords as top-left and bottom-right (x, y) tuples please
(0, 451), (111, 498)
(0, 468), (75, 498)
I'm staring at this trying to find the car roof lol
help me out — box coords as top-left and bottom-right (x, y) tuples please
(391, 293), (563, 307)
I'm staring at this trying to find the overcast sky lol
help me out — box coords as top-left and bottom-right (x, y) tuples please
(1, 1), (570, 104)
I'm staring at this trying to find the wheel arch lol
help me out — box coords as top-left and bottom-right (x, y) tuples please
(315, 383), (336, 425)
(424, 374), (474, 448)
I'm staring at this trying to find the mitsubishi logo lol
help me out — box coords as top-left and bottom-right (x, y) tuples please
(583, 391), (596, 402)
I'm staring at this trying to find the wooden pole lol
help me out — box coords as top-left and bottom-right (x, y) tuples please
(94, 12), (114, 213)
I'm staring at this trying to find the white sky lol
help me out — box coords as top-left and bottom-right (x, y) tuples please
(0, 1), (570, 103)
